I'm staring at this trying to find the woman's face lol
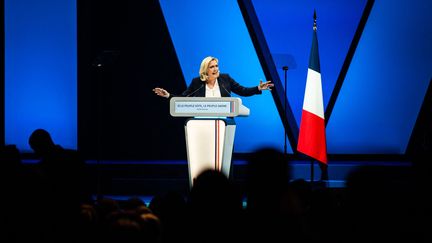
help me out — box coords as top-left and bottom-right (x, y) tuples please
(206, 60), (219, 81)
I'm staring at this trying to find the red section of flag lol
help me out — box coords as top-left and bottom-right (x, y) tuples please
(297, 109), (328, 163)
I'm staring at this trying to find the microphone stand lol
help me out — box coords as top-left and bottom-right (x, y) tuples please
(93, 62), (103, 202)
(91, 50), (120, 202)
(282, 66), (289, 157)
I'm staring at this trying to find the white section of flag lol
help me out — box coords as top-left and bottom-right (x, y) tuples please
(302, 68), (324, 119)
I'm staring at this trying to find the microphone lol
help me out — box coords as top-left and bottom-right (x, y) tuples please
(186, 84), (205, 97)
(220, 84), (231, 97)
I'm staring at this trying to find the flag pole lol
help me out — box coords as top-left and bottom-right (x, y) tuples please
(283, 65), (289, 157)
(313, 9), (317, 31)
(311, 160), (314, 183)
(313, 10), (329, 183)
(310, 10), (317, 185)
(298, 9), (328, 186)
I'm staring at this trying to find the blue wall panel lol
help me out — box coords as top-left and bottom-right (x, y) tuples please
(5, 0), (77, 152)
(326, 0), (432, 154)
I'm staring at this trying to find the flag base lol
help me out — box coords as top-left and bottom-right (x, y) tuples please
(319, 162), (329, 181)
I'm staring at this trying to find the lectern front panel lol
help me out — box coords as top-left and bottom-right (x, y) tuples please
(185, 119), (226, 186)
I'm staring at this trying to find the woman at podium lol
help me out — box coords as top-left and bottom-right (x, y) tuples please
(153, 56), (273, 185)
(153, 56), (273, 98)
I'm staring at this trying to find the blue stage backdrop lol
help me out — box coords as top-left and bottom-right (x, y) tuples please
(160, 0), (432, 154)
(5, 0), (77, 152)
(4, 0), (431, 156)
(159, 0), (287, 153)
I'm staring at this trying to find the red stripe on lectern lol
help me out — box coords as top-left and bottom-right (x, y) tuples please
(215, 120), (219, 170)
(218, 120), (221, 170)
(214, 120), (217, 170)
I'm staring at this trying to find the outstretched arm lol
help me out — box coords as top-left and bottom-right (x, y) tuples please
(227, 74), (272, 96)
(258, 80), (274, 91)
(153, 87), (170, 98)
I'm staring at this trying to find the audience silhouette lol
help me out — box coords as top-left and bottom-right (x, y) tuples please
(1, 138), (428, 243)
(149, 191), (188, 243)
(29, 128), (91, 204)
(0, 145), (24, 242)
(186, 169), (244, 243)
(343, 165), (422, 243)
(244, 147), (309, 242)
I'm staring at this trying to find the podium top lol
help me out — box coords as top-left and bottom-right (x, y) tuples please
(170, 97), (250, 117)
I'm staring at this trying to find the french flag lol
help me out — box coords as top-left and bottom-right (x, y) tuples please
(297, 18), (327, 164)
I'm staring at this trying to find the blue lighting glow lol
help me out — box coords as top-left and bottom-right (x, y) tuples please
(5, 0), (77, 152)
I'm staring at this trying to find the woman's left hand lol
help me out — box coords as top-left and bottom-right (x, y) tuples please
(258, 80), (274, 91)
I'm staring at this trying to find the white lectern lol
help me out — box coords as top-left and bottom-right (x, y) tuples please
(170, 97), (250, 187)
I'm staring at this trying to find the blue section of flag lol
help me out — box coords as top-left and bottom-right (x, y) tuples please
(309, 30), (321, 73)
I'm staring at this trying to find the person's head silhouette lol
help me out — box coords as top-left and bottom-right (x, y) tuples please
(28, 128), (56, 156)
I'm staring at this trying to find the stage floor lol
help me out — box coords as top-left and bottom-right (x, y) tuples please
(22, 159), (412, 203)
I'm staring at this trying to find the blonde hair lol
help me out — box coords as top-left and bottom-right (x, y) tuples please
(199, 56), (219, 81)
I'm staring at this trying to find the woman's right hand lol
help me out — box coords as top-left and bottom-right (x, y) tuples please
(153, 87), (170, 98)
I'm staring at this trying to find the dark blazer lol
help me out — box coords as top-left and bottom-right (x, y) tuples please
(178, 73), (262, 97)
